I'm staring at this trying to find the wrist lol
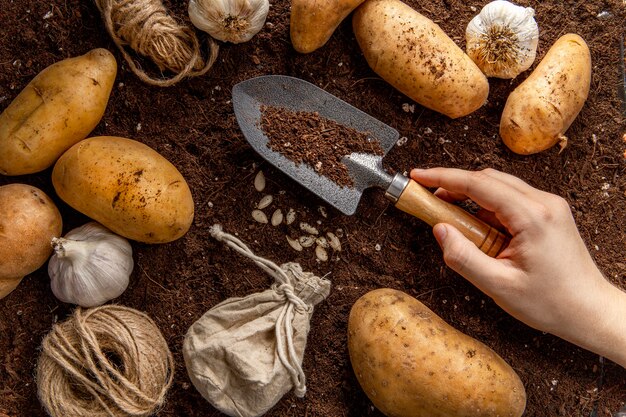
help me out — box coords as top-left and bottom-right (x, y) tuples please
(558, 277), (626, 368)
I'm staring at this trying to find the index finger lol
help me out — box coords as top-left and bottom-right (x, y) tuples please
(410, 167), (533, 223)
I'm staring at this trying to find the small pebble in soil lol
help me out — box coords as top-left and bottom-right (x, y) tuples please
(375, 243), (381, 251)
(401, 103), (415, 113)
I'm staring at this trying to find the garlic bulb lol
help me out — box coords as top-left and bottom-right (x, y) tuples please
(48, 222), (133, 308)
(466, 0), (539, 79)
(188, 0), (269, 44)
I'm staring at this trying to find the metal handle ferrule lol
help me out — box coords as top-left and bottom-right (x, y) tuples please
(384, 173), (410, 203)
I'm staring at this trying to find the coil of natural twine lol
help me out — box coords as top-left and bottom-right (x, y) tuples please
(36, 305), (174, 417)
(95, 0), (219, 87)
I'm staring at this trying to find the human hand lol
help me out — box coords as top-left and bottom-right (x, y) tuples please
(411, 167), (626, 367)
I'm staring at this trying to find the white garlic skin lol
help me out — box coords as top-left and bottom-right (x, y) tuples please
(48, 222), (133, 308)
(466, 0), (539, 79)
(188, 0), (270, 43)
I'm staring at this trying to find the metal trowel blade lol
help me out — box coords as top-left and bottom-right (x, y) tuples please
(232, 75), (399, 215)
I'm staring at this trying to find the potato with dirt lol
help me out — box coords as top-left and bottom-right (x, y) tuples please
(290, 0), (366, 53)
(499, 34), (591, 155)
(0, 48), (117, 175)
(0, 184), (63, 299)
(52, 136), (194, 244)
(352, 0), (489, 119)
(348, 288), (526, 417)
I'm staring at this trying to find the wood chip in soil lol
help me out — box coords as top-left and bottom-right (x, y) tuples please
(260, 105), (384, 187)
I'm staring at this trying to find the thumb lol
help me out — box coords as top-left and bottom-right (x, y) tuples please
(433, 223), (503, 291)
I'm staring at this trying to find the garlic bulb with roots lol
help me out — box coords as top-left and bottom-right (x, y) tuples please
(466, 0), (539, 79)
(188, 0), (270, 44)
(48, 222), (133, 308)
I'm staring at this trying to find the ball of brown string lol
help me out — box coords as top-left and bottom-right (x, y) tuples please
(36, 305), (174, 417)
(95, 0), (219, 86)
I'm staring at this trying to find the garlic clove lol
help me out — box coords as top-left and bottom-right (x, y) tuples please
(48, 222), (133, 308)
(466, 0), (539, 79)
(189, 0), (270, 44)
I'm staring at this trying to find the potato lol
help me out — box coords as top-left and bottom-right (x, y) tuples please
(52, 136), (194, 244)
(0, 48), (117, 175)
(290, 0), (365, 53)
(353, 0), (489, 119)
(0, 184), (63, 299)
(348, 288), (526, 417)
(500, 34), (591, 155)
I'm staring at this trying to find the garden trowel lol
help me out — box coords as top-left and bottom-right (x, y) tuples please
(232, 75), (508, 256)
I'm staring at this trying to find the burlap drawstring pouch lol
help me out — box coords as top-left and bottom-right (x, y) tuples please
(183, 225), (331, 417)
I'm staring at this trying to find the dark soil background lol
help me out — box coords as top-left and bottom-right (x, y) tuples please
(0, 0), (625, 416)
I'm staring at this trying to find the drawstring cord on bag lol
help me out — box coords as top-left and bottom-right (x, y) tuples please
(210, 224), (309, 397)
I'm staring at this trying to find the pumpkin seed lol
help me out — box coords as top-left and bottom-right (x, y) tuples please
(299, 235), (315, 247)
(257, 195), (273, 209)
(286, 235), (303, 251)
(286, 209), (296, 225)
(271, 209), (283, 226)
(300, 222), (319, 235)
(315, 245), (329, 262)
(326, 232), (341, 251)
(251, 209), (268, 224)
(315, 237), (329, 248)
(318, 206), (327, 218)
(254, 170), (266, 192)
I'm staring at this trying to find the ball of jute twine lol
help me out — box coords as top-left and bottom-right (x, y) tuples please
(95, 0), (219, 87)
(36, 305), (174, 417)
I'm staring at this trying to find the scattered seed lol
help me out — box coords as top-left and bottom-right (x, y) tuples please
(300, 222), (319, 235)
(257, 195), (273, 209)
(252, 209), (268, 224)
(286, 235), (303, 251)
(315, 237), (329, 248)
(299, 236), (315, 247)
(254, 171), (266, 192)
(318, 206), (327, 218)
(375, 243), (382, 251)
(315, 245), (329, 262)
(271, 209), (283, 226)
(286, 209), (296, 225)
(326, 232), (341, 251)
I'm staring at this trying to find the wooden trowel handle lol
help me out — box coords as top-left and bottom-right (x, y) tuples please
(394, 179), (509, 257)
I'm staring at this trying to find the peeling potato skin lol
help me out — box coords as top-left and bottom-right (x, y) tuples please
(52, 136), (194, 244)
(0, 48), (117, 175)
(0, 184), (62, 298)
(500, 34), (591, 155)
(352, 0), (489, 119)
(348, 288), (526, 417)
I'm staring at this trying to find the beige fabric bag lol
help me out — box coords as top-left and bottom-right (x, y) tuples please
(183, 225), (331, 417)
